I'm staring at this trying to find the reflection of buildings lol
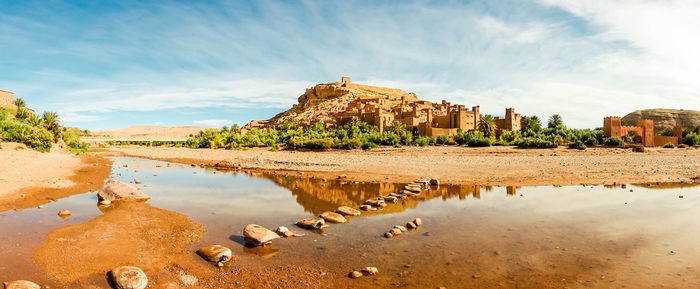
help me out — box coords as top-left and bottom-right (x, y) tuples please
(260, 174), (520, 215)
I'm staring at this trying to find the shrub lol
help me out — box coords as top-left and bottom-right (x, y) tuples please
(656, 129), (674, 136)
(683, 133), (700, 146)
(414, 136), (434, 147)
(663, 143), (675, 148)
(467, 137), (491, 147)
(436, 134), (451, 145)
(515, 137), (557, 148)
(604, 137), (625, 147)
(499, 131), (521, 144)
(361, 141), (377, 150)
(678, 144), (688, 148)
(0, 120), (53, 152)
(304, 138), (334, 150)
(568, 140), (586, 150)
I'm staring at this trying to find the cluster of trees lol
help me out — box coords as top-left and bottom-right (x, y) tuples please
(0, 98), (87, 153)
(185, 114), (641, 151)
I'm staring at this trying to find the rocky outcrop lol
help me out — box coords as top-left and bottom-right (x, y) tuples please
(98, 180), (150, 202)
(622, 109), (700, 131)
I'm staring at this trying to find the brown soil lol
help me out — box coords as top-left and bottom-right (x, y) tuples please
(0, 143), (112, 212)
(101, 145), (700, 186)
(91, 126), (209, 138)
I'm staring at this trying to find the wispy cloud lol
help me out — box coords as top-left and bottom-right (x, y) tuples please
(194, 119), (233, 128)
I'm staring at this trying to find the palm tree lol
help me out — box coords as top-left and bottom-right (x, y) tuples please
(15, 107), (28, 120)
(41, 111), (60, 131)
(14, 98), (26, 108)
(27, 114), (42, 126)
(548, 114), (563, 128)
(521, 115), (542, 132)
(478, 115), (496, 138)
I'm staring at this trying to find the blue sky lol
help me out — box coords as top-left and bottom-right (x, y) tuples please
(1, 0), (698, 130)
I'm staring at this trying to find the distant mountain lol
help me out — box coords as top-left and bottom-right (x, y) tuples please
(622, 109), (700, 130)
(91, 126), (208, 138)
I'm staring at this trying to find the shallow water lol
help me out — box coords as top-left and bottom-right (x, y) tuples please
(1, 157), (699, 288)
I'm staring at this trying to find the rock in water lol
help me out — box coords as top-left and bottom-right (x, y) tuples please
(406, 221), (417, 229)
(243, 224), (279, 246)
(384, 232), (393, 238)
(390, 228), (402, 236)
(57, 210), (71, 217)
(320, 211), (347, 223)
(98, 180), (150, 202)
(197, 245), (232, 263)
(359, 205), (375, 211)
(394, 225), (408, 232)
(3, 280), (41, 289)
(275, 226), (304, 238)
(430, 179), (439, 186)
(336, 206), (361, 216)
(110, 266), (148, 289)
(414, 218), (422, 226)
(296, 218), (326, 230)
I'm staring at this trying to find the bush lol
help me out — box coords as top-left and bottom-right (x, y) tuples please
(361, 141), (377, 150)
(656, 129), (674, 136)
(515, 137), (557, 148)
(604, 137), (625, 147)
(467, 137), (491, 147)
(683, 133), (700, 146)
(436, 134), (451, 145)
(568, 140), (586, 150)
(663, 142), (675, 148)
(0, 120), (53, 152)
(678, 144), (688, 148)
(414, 136), (434, 147)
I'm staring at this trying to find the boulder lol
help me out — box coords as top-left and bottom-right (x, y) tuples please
(384, 232), (393, 238)
(390, 228), (402, 236)
(197, 245), (232, 263)
(382, 196), (398, 203)
(243, 224), (279, 246)
(3, 280), (41, 289)
(406, 221), (417, 229)
(364, 199), (385, 207)
(295, 218), (326, 230)
(110, 266), (148, 289)
(98, 180), (150, 202)
(320, 211), (347, 223)
(394, 225), (407, 232)
(336, 206), (361, 216)
(57, 210), (71, 217)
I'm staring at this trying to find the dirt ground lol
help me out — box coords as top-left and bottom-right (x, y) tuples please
(102, 145), (700, 186)
(0, 143), (112, 212)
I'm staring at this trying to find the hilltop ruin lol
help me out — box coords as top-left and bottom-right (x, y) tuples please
(243, 77), (521, 136)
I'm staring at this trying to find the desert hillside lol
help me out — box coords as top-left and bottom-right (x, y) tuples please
(622, 109), (700, 131)
(91, 126), (209, 138)
(246, 79), (419, 129)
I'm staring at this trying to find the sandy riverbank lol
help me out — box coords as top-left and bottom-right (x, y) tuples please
(0, 142), (112, 212)
(102, 145), (700, 186)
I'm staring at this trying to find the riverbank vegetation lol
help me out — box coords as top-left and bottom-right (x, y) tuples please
(0, 98), (88, 153)
(184, 115), (660, 151)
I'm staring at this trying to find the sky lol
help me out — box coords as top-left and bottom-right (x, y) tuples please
(1, 0), (698, 130)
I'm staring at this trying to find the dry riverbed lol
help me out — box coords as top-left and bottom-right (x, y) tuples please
(102, 145), (700, 186)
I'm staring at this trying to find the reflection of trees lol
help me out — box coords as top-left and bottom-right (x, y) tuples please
(260, 174), (515, 215)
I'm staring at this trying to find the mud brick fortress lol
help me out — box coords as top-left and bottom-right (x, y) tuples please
(0, 90), (13, 107)
(604, 116), (682, 147)
(244, 77), (521, 136)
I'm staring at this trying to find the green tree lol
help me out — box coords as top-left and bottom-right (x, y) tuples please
(15, 108), (28, 120)
(547, 114), (563, 128)
(41, 111), (61, 141)
(478, 115), (496, 139)
(521, 115), (542, 132)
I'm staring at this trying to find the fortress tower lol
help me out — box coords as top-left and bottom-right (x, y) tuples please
(0, 90), (13, 107)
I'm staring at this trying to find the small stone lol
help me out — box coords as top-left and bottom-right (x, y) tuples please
(414, 218), (422, 226)
(20, 194), (26, 198)
(57, 210), (71, 217)
(679, 195), (684, 198)
(320, 211), (347, 223)
(430, 179), (439, 186)
(37, 206), (44, 210)
(110, 266), (148, 289)
(336, 206), (361, 216)
(362, 267), (379, 276)
(134, 181), (141, 184)
(390, 228), (402, 236)
(350, 271), (363, 279)
(359, 205), (376, 211)
(197, 245), (232, 263)
(472, 274), (480, 279)
(296, 218), (326, 230)
(394, 225), (408, 232)
(243, 224), (280, 246)
(99, 200), (111, 206)
(337, 174), (348, 179)
(275, 226), (303, 237)
(384, 232), (393, 238)
(406, 221), (417, 229)
(3, 280), (41, 289)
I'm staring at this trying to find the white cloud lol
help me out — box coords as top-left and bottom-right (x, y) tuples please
(194, 119), (233, 128)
